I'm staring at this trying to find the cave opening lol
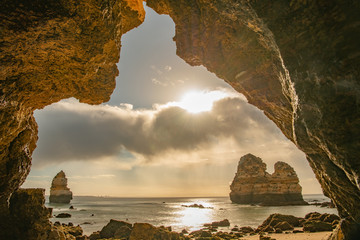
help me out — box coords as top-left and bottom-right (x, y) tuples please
(23, 3), (321, 199)
(1, 0), (359, 239)
(20, 3), (331, 234)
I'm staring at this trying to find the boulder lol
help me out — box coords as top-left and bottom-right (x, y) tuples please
(100, 219), (132, 239)
(114, 225), (132, 239)
(129, 223), (180, 240)
(303, 220), (333, 232)
(211, 219), (230, 227)
(258, 213), (301, 230)
(239, 226), (254, 233)
(89, 231), (101, 240)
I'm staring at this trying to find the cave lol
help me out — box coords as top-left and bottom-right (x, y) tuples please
(0, 0), (359, 239)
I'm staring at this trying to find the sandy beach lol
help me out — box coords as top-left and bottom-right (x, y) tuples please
(243, 231), (332, 240)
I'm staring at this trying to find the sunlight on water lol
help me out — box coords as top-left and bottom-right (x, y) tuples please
(172, 200), (214, 231)
(47, 195), (338, 235)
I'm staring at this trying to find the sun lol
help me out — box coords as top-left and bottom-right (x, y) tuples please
(172, 90), (228, 113)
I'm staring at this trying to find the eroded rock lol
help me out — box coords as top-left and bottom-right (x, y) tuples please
(50, 171), (72, 204)
(230, 154), (307, 205)
(147, 0), (360, 238)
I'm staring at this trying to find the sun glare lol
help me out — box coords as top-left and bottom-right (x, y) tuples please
(171, 90), (228, 113)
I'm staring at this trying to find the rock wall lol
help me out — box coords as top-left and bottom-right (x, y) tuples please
(4, 188), (52, 240)
(49, 171), (72, 204)
(147, 0), (360, 238)
(0, 0), (144, 236)
(0, 0), (359, 239)
(230, 154), (307, 205)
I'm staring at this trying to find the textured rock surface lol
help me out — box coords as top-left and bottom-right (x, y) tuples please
(49, 170), (72, 204)
(100, 219), (132, 239)
(0, 188), (71, 240)
(129, 223), (180, 240)
(1, 0), (360, 239)
(147, 0), (360, 238)
(230, 154), (307, 205)
(0, 0), (144, 237)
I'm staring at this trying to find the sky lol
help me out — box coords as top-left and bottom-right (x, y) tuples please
(22, 5), (323, 197)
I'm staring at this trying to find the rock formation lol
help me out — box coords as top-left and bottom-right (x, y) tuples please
(0, 0), (359, 239)
(230, 154), (307, 205)
(49, 171), (72, 204)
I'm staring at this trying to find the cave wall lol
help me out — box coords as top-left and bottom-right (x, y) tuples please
(0, 0), (359, 239)
(0, 0), (144, 237)
(146, 0), (360, 238)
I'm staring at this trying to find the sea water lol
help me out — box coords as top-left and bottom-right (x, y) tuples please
(46, 194), (338, 235)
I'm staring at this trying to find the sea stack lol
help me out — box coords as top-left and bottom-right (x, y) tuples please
(230, 154), (307, 206)
(49, 170), (72, 204)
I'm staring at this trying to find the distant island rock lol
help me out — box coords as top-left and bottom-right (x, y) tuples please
(49, 170), (73, 204)
(229, 154), (307, 206)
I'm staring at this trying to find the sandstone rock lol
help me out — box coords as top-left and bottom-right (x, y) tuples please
(305, 212), (322, 220)
(239, 226), (255, 234)
(230, 154), (307, 205)
(129, 222), (180, 240)
(274, 221), (294, 231)
(100, 219), (132, 239)
(55, 223), (84, 238)
(89, 231), (101, 240)
(304, 212), (340, 225)
(303, 220), (333, 232)
(114, 225), (132, 239)
(7, 188), (53, 240)
(146, 1), (360, 238)
(257, 213), (301, 233)
(190, 229), (212, 238)
(49, 171), (73, 204)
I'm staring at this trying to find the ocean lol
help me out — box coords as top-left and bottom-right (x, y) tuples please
(46, 194), (338, 235)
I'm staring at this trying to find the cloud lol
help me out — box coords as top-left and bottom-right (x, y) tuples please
(149, 65), (184, 87)
(33, 93), (286, 168)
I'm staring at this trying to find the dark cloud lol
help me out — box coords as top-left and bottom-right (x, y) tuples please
(33, 96), (284, 165)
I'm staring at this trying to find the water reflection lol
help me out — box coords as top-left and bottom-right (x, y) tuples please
(172, 200), (214, 231)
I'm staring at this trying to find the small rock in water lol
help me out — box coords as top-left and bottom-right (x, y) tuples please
(55, 213), (71, 218)
(211, 219), (230, 227)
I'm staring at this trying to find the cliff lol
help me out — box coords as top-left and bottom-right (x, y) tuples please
(49, 171), (72, 204)
(230, 154), (307, 206)
(147, 1), (360, 238)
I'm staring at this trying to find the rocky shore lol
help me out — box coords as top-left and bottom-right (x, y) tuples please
(51, 211), (339, 240)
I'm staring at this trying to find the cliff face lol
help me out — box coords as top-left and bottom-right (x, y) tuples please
(0, 0), (359, 239)
(147, 0), (360, 238)
(49, 171), (72, 204)
(230, 154), (306, 206)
